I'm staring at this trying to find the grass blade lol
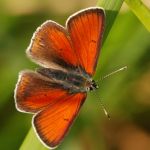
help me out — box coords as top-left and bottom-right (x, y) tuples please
(97, 0), (124, 40)
(125, 0), (150, 32)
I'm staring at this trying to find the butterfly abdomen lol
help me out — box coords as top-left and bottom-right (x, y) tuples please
(37, 68), (67, 81)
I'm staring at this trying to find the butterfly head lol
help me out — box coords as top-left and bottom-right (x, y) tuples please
(89, 80), (99, 91)
(85, 79), (98, 92)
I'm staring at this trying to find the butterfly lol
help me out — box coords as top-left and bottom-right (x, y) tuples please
(14, 7), (105, 149)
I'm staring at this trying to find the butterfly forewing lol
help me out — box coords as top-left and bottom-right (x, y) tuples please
(67, 8), (105, 75)
(33, 93), (86, 148)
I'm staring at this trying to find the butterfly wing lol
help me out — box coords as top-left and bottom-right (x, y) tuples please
(15, 70), (87, 148)
(33, 93), (86, 148)
(27, 8), (105, 75)
(15, 71), (69, 113)
(67, 7), (105, 75)
(27, 21), (78, 71)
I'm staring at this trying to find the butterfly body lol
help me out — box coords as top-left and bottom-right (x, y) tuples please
(37, 67), (98, 94)
(15, 7), (105, 149)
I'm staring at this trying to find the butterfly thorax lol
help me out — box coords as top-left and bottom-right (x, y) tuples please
(37, 68), (98, 93)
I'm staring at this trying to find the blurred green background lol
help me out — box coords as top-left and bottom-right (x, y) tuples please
(0, 0), (150, 150)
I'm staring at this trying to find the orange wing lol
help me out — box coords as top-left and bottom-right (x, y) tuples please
(33, 93), (86, 148)
(67, 8), (105, 75)
(15, 71), (69, 113)
(27, 21), (78, 70)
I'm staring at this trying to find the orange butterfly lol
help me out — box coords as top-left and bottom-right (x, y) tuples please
(14, 7), (105, 149)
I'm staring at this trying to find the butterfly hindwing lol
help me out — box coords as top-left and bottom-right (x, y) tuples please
(67, 7), (105, 75)
(15, 71), (69, 113)
(33, 93), (86, 148)
(27, 21), (79, 71)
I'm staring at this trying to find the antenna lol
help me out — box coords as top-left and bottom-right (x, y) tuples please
(100, 66), (127, 81)
(99, 99), (110, 120)
(96, 66), (127, 119)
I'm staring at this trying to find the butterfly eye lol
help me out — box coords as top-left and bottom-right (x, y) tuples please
(86, 87), (90, 91)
